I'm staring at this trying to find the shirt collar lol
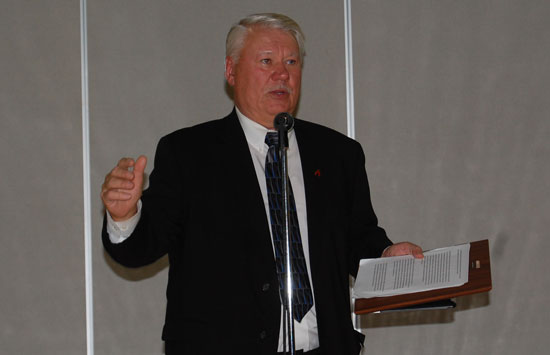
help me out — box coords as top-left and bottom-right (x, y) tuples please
(235, 106), (295, 152)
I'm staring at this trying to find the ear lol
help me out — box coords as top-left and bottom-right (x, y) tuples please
(224, 56), (236, 86)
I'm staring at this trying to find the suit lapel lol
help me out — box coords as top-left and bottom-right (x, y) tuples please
(214, 109), (277, 268)
(293, 121), (328, 287)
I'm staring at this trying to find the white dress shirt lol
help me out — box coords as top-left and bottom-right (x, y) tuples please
(107, 108), (319, 351)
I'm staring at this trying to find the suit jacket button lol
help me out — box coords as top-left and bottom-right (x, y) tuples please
(260, 330), (267, 340)
(262, 283), (270, 292)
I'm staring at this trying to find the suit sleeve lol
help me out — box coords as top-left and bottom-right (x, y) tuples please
(102, 135), (186, 267)
(348, 141), (392, 277)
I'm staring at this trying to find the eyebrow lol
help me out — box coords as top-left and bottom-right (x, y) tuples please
(257, 50), (273, 56)
(256, 50), (299, 57)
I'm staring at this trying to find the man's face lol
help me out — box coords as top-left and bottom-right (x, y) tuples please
(225, 27), (302, 129)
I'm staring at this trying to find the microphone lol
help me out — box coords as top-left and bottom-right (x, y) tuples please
(274, 113), (294, 149)
(273, 112), (294, 149)
(274, 112), (294, 132)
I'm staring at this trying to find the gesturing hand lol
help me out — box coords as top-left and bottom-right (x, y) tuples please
(101, 155), (147, 221)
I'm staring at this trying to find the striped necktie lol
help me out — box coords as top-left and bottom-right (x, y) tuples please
(264, 132), (313, 322)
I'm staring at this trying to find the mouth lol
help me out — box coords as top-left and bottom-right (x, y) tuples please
(267, 85), (292, 98)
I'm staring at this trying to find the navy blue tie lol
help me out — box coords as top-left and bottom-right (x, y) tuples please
(265, 132), (313, 322)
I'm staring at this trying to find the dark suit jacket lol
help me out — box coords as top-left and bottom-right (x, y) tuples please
(102, 109), (392, 355)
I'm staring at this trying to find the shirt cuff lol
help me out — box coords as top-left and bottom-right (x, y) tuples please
(106, 200), (142, 244)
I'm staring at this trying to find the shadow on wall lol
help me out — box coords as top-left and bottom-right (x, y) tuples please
(101, 172), (170, 281)
(103, 250), (169, 281)
(360, 293), (490, 328)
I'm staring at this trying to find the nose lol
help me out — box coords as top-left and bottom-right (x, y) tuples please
(272, 61), (290, 81)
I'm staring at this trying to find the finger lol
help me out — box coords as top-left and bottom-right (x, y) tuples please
(401, 243), (423, 258)
(108, 166), (135, 180)
(382, 245), (400, 257)
(412, 247), (424, 259)
(382, 242), (423, 258)
(102, 189), (134, 202)
(103, 176), (135, 190)
(117, 157), (136, 169)
(118, 157), (136, 166)
(390, 243), (408, 256)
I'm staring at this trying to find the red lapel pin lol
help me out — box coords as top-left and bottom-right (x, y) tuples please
(314, 169), (321, 177)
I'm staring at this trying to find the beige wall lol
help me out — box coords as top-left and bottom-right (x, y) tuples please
(353, 2), (550, 354)
(0, 0), (86, 353)
(2, 1), (549, 354)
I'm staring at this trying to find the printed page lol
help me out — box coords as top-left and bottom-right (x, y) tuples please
(353, 243), (470, 298)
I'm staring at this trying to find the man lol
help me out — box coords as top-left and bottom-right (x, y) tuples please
(101, 13), (423, 355)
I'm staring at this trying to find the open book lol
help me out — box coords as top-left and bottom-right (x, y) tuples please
(353, 243), (470, 299)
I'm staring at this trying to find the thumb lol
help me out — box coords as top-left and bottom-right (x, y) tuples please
(134, 155), (147, 176)
(132, 155), (147, 191)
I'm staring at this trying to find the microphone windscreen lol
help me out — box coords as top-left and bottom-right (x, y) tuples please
(274, 112), (294, 131)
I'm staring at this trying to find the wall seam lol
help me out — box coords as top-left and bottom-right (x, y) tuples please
(344, 0), (355, 139)
(80, 0), (94, 354)
(344, 0), (361, 332)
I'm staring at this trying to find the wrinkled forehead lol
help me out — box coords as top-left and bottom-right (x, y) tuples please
(242, 26), (299, 54)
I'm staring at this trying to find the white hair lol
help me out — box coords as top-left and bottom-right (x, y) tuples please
(225, 13), (306, 64)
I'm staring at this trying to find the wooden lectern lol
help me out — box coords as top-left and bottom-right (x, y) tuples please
(354, 239), (492, 314)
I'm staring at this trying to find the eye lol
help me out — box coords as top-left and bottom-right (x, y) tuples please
(260, 58), (271, 64)
(286, 59), (298, 65)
